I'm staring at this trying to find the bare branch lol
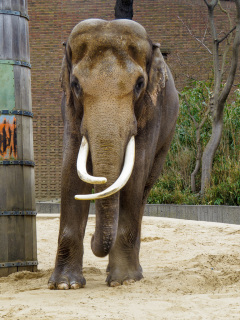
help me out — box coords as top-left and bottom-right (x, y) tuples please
(211, 0), (218, 7)
(221, 45), (230, 80)
(204, 0), (218, 9)
(217, 0), (235, 44)
(204, 0), (221, 100)
(199, 108), (210, 129)
(218, 0), (234, 26)
(175, 53), (196, 80)
(177, 16), (212, 54)
(218, 1), (240, 114)
(203, 0), (209, 7)
(189, 114), (198, 128)
(218, 26), (236, 44)
(217, 1), (235, 79)
(201, 26), (208, 43)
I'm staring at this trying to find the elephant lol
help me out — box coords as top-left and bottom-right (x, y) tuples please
(48, 18), (179, 289)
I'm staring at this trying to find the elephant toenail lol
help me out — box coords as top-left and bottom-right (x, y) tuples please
(48, 282), (56, 290)
(110, 281), (121, 287)
(70, 282), (84, 289)
(58, 282), (69, 290)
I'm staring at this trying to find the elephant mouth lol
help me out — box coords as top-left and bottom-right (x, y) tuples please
(75, 136), (135, 200)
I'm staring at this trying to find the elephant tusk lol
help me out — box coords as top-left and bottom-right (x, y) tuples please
(77, 136), (107, 184)
(75, 136), (135, 200)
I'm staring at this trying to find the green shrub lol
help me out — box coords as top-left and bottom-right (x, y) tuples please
(147, 82), (240, 206)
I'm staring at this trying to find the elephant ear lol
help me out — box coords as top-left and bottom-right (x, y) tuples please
(60, 56), (68, 92)
(60, 45), (72, 105)
(147, 43), (168, 105)
(60, 56), (71, 98)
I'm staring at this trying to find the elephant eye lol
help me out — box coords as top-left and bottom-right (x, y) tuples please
(134, 77), (145, 95)
(71, 77), (82, 98)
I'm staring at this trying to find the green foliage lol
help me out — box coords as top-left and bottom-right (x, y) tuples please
(204, 157), (240, 205)
(148, 82), (240, 206)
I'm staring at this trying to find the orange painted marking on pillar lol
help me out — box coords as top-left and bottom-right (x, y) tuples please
(0, 116), (17, 160)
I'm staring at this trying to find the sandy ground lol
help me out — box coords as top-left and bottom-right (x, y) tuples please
(1, 215), (240, 319)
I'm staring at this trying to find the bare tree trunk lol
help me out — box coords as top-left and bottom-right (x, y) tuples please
(200, 0), (240, 195)
(201, 115), (223, 193)
(191, 109), (209, 192)
(115, 0), (134, 20)
(191, 153), (201, 193)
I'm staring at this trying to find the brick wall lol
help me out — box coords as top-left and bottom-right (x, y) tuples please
(28, 0), (238, 200)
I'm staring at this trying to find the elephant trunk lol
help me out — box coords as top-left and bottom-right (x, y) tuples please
(89, 133), (126, 257)
(76, 96), (137, 257)
(91, 193), (119, 257)
(75, 134), (135, 257)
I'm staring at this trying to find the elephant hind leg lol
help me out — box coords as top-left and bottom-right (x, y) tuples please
(143, 129), (176, 203)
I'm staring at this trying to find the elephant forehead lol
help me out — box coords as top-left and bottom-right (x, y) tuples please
(73, 56), (144, 96)
(69, 19), (151, 66)
(70, 19), (148, 40)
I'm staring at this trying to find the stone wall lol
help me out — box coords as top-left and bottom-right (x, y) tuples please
(36, 202), (240, 225)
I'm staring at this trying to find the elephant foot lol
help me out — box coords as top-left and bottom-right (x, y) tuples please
(106, 269), (143, 287)
(48, 267), (86, 290)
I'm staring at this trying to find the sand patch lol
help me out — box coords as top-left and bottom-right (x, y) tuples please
(1, 215), (240, 319)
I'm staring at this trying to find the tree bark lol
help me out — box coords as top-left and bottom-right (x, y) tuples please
(201, 116), (223, 194)
(191, 109), (209, 192)
(191, 155), (201, 193)
(115, 0), (134, 20)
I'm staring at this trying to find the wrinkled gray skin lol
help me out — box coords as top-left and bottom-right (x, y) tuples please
(48, 19), (179, 289)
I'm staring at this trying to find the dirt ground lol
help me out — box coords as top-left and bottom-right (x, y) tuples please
(1, 214), (240, 320)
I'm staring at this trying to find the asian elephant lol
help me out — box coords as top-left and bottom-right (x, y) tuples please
(48, 18), (179, 289)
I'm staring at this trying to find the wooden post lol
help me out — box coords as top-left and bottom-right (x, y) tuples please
(0, 1), (37, 276)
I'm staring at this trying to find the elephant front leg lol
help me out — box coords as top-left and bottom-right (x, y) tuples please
(106, 200), (144, 287)
(48, 166), (91, 289)
(48, 216), (88, 289)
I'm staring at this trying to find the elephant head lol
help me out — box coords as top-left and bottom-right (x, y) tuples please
(61, 19), (168, 257)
